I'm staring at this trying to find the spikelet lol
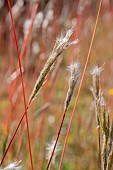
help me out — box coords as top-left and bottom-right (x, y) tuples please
(29, 28), (79, 103)
(91, 65), (113, 170)
(90, 66), (103, 126)
(90, 66), (103, 98)
(45, 140), (60, 165)
(64, 62), (81, 112)
(0, 161), (22, 170)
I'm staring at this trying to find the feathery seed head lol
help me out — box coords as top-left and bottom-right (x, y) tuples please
(0, 161), (22, 170)
(46, 140), (60, 165)
(64, 62), (81, 112)
(56, 28), (79, 51)
(90, 65), (103, 77)
(29, 28), (79, 103)
(68, 62), (80, 79)
(100, 95), (106, 107)
(56, 29), (73, 44)
(90, 66), (103, 98)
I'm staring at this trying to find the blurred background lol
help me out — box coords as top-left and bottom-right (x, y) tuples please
(0, 0), (113, 169)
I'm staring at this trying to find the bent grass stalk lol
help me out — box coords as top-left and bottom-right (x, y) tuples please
(58, 0), (103, 169)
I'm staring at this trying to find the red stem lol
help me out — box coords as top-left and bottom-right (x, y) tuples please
(3, 1), (34, 169)
(46, 111), (66, 170)
(0, 107), (28, 166)
(1, 1), (40, 167)
(58, 0), (103, 169)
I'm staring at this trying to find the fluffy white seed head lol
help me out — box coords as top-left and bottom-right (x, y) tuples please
(56, 28), (79, 50)
(68, 62), (80, 79)
(46, 140), (60, 165)
(0, 161), (22, 170)
(29, 28), (79, 103)
(90, 65), (103, 98)
(90, 65), (103, 76)
(64, 62), (81, 112)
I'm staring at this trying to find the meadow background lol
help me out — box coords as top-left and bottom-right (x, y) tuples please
(0, 0), (113, 169)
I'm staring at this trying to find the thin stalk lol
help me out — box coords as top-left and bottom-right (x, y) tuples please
(0, 107), (29, 166)
(0, 3), (39, 165)
(5, 2), (39, 118)
(1, 1), (39, 159)
(46, 62), (80, 169)
(4, 1), (34, 169)
(46, 111), (66, 170)
(6, 2), (39, 106)
(58, 0), (103, 169)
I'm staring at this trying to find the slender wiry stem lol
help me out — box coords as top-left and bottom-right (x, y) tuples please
(0, 107), (28, 166)
(58, 0), (103, 169)
(3, 2), (39, 140)
(1, 1), (34, 169)
(0, 3), (39, 167)
(46, 63), (80, 170)
(46, 111), (66, 170)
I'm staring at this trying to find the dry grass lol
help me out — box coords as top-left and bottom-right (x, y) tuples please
(0, 0), (113, 170)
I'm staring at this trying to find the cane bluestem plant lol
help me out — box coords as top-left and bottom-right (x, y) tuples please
(91, 66), (113, 170)
(29, 28), (79, 103)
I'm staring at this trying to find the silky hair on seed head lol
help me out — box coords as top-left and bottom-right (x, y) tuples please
(45, 140), (60, 165)
(29, 28), (79, 103)
(64, 62), (81, 112)
(0, 161), (22, 170)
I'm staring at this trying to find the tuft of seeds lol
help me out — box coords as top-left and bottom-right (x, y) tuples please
(45, 140), (60, 165)
(90, 65), (103, 100)
(91, 65), (113, 170)
(29, 28), (79, 103)
(64, 62), (81, 112)
(90, 65), (103, 126)
(0, 161), (22, 170)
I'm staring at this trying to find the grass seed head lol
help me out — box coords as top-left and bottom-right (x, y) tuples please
(64, 62), (81, 112)
(90, 65), (103, 126)
(0, 161), (22, 170)
(29, 28), (79, 103)
(45, 140), (60, 165)
(90, 65), (103, 98)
